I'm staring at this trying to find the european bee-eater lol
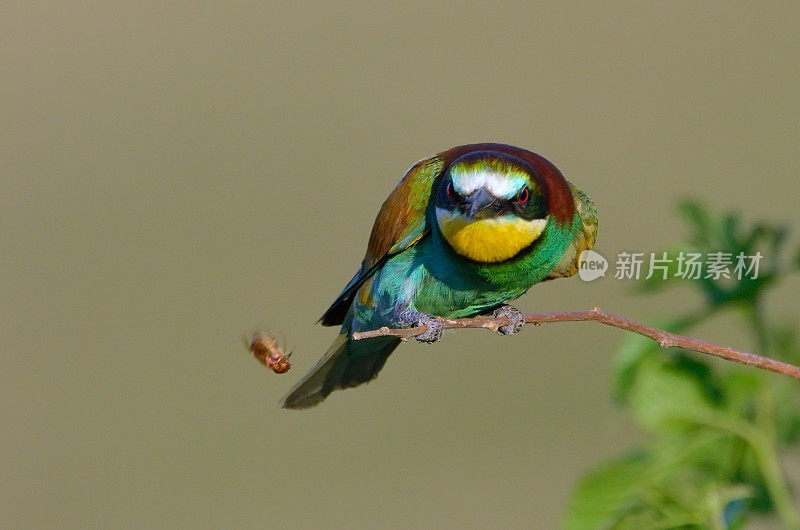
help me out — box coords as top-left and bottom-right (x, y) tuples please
(282, 143), (597, 409)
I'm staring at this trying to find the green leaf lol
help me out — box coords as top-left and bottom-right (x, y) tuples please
(562, 452), (653, 530)
(612, 332), (658, 403)
(563, 434), (754, 530)
(628, 357), (720, 432)
(677, 200), (713, 248)
(638, 201), (789, 309)
(567, 201), (800, 528)
(612, 317), (703, 403)
(636, 247), (690, 293)
(771, 321), (800, 365)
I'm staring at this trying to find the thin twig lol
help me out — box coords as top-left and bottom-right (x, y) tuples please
(351, 307), (800, 381)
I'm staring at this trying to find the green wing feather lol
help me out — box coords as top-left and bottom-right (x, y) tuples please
(546, 182), (598, 280)
(319, 155), (445, 326)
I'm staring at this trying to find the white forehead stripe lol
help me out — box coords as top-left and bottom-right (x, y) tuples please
(452, 170), (522, 199)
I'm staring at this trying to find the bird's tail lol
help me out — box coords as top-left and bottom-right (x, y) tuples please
(281, 332), (401, 409)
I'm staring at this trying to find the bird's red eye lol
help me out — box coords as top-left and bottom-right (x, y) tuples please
(446, 181), (454, 197)
(518, 187), (530, 204)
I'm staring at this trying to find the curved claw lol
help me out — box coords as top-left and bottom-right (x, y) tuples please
(398, 310), (444, 343)
(493, 305), (525, 336)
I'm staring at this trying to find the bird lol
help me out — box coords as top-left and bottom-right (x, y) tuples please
(281, 143), (597, 409)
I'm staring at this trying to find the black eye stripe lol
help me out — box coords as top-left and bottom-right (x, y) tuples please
(436, 178), (547, 220)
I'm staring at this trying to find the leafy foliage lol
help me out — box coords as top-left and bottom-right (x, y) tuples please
(564, 202), (800, 529)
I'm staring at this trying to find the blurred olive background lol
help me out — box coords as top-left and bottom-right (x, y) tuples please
(2, 2), (799, 528)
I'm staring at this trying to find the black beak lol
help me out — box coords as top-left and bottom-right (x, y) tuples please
(463, 188), (497, 220)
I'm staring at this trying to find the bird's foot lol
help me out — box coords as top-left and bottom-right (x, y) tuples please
(397, 310), (444, 343)
(493, 305), (525, 335)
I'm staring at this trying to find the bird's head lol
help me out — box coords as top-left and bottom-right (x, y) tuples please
(434, 151), (552, 263)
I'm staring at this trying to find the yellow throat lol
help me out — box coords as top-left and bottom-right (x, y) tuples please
(436, 208), (547, 263)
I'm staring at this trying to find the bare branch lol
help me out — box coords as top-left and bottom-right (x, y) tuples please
(351, 307), (800, 381)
